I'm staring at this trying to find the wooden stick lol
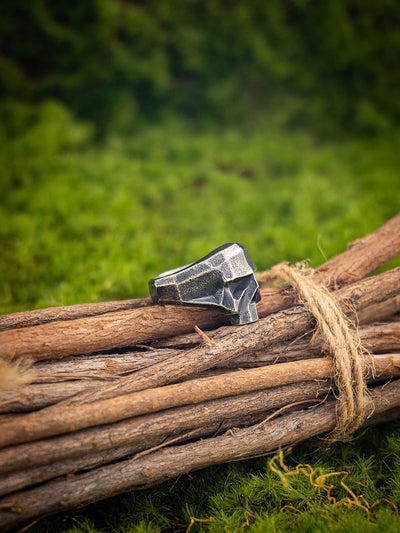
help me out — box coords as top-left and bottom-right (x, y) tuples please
(153, 319), (400, 370)
(356, 295), (400, 324)
(362, 406), (400, 428)
(0, 403), (321, 498)
(1, 214), (400, 360)
(0, 381), (330, 484)
(32, 348), (176, 383)
(152, 295), (400, 349)
(0, 305), (226, 361)
(229, 321), (400, 368)
(302, 212), (400, 291)
(30, 320), (400, 380)
(0, 352), (398, 449)
(0, 299), (153, 332)
(0, 419), (264, 499)
(0, 437), (166, 499)
(0, 379), (108, 413)
(2, 309), (396, 415)
(0, 348), (178, 414)
(1, 380), (399, 532)
(1, 322), (399, 413)
(44, 267), (400, 409)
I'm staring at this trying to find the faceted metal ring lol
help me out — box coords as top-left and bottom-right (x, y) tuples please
(149, 243), (261, 325)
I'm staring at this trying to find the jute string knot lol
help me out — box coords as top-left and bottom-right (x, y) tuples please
(263, 261), (373, 441)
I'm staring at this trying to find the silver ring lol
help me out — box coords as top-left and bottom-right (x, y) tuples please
(149, 243), (261, 325)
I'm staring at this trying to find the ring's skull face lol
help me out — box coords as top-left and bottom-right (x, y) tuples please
(149, 243), (261, 325)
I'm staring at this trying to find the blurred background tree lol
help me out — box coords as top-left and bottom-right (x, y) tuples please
(1, 0), (400, 135)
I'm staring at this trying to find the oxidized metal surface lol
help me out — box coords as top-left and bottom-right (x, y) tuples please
(149, 243), (261, 325)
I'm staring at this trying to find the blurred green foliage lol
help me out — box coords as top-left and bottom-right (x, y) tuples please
(1, 0), (400, 133)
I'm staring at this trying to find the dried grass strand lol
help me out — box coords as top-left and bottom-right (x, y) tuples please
(0, 359), (36, 392)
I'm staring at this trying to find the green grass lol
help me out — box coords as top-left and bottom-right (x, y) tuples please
(1, 100), (400, 532)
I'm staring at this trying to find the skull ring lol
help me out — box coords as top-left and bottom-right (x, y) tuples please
(149, 243), (261, 325)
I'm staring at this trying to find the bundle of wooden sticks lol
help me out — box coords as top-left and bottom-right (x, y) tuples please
(0, 213), (400, 531)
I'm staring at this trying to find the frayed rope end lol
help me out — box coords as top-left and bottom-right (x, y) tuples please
(0, 358), (36, 391)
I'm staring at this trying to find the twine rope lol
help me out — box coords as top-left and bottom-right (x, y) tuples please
(264, 262), (372, 440)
